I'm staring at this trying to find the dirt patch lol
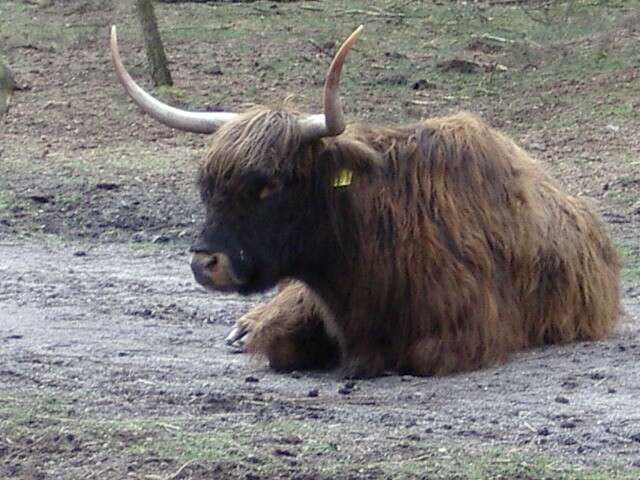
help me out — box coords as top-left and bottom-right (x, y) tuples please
(1, 240), (640, 479)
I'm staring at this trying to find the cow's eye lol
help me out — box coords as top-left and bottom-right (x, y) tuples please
(239, 172), (279, 204)
(258, 183), (278, 200)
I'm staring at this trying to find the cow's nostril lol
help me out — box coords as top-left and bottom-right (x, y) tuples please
(206, 254), (219, 270)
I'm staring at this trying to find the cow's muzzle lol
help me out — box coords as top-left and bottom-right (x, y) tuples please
(190, 252), (245, 291)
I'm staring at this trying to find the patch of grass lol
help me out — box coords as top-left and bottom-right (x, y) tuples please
(605, 174), (640, 211)
(81, 146), (191, 175)
(110, 416), (640, 479)
(2, 145), (198, 181)
(0, 391), (85, 438)
(127, 238), (191, 252)
(142, 429), (245, 462)
(0, 186), (16, 212)
(374, 444), (640, 480)
(0, 1), (104, 51)
(2, 391), (639, 479)
(57, 190), (83, 206)
(616, 241), (640, 284)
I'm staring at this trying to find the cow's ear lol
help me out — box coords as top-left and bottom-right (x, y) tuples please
(320, 137), (383, 173)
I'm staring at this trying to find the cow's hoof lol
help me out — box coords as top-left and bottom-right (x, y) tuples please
(225, 325), (248, 349)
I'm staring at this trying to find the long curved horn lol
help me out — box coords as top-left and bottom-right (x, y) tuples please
(110, 25), (238, 134)
(299, 25), (363, 142)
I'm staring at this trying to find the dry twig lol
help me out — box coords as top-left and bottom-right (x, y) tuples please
(164, 460), (195, 480)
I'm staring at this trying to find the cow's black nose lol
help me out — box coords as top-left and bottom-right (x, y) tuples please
(189, 239), (211, 253)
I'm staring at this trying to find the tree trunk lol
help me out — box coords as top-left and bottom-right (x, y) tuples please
(135, 0), (173, 87)
(0, 60), (15, 115)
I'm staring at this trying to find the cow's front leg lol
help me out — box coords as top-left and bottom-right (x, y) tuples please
(226, 282), (341, 371)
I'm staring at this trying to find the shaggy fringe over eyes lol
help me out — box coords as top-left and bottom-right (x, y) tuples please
(202, 107), (306, 188)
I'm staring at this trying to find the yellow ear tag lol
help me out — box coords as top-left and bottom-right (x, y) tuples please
(333, 168), (353, 188)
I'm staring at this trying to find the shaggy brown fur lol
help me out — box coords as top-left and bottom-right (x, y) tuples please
(202, 109), (621, 377)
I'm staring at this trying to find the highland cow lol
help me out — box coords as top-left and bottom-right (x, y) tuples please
(110, 26), (620, 377)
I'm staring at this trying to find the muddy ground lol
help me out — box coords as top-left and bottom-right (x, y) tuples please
(1, 240), (639, 479)
(1, 0), (640, 479)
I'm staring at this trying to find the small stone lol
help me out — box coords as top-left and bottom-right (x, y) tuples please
(208, 65), (223, 76)
(307, 389), (319, 398)
(338, 387), (351, 395)
(245, 376), (259, 383)
(607, 387), (617, 394)
(537, 427), (551, 436)
(411, 79), (436, 90)
(322, 41), (336, 51)
(73, 250), (87, 257)
(131, 232), (147, 242)
(563, 437), (577, 446)
(29, 194), (53, 204)
(273, 448), (295, 457)
(376, 72), (408, 86)
(95, 182), (120, 191)
(555, 396), (570, 404)
(151, 235), (170, 244)
(631, 433), (640, 443)
(407, 433), (421, 441)
(560, 421), (577, 429)
(436, 58), (481, 74)
(384, 51), (406, 59)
